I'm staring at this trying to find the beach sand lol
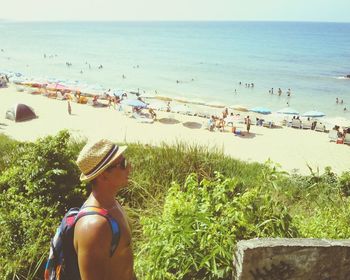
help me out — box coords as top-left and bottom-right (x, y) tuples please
(1, 85), (349, 175)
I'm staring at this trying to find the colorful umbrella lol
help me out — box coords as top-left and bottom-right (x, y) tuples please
(46, 83), (68, 91)
(121, 99), (147, 108)
(302, 111), (325, 117)
(250, 107), (271, 115)
(277, 107), (299, 115)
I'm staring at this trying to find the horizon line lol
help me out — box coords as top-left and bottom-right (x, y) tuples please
(1, 19), (350, 24)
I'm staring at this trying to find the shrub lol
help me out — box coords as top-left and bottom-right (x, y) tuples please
(0, 130), (86, 279)
(136, 171), (298, 280)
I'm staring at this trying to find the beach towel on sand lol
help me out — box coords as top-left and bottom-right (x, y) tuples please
(44, 206), (120, 280)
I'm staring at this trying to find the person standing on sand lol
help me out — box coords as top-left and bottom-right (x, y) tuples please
(73, 139), (135, 279)
(68, 100), (72, 115)
(246, 116), (251, 134)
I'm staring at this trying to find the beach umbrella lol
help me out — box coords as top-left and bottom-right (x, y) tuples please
(46, 83), (68, 91)
(232, 104), (248, 112)
(25, 79), (48, 88)
(121, 99), (147, 108)
(277, 107), (299, 115)
(250, 107), (271, 115)
(302, 111), (325, 118)
(112, 89), (124, 97)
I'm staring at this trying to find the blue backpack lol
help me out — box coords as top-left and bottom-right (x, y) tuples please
(44, 206), (120, 280)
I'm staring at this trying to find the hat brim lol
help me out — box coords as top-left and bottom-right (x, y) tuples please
(80, 146), (127, 182)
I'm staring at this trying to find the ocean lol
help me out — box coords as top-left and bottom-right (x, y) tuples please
(0, 21), (350, 118)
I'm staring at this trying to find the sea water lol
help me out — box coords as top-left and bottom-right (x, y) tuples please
(0, 21), (349, 118)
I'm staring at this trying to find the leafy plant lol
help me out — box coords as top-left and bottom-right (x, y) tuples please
(136, 171), (298, 279)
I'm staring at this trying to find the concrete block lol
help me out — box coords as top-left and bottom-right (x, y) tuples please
(233, 238), (350, 280)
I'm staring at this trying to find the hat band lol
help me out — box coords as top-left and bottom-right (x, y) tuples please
(85, 145), (119, 176)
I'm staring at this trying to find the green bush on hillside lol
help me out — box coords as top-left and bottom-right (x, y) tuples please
(0, 131), (349, 280)
(0, 130), (86, 279)
(136, 171), (298, 280)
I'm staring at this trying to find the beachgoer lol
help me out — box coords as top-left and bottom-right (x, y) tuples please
(278, 88), (282, 96)
(74, 139), (135, 279)
(216, 118), (225, 132)
(166, 102), (171, 112)
(223, 108), (228, 119)
(93, 95), (99, 106)
(246, 116), (251, 133)
(148, 108), (157, 120)
(68, 100), (72, 115)
(345, 107), (347, 111)
(340, 99), (344, 104)
(271, 88), (274, 94)
(232, 126), (244, 136)
(208, 115), (215, 131)
(336, 98), (339, 104)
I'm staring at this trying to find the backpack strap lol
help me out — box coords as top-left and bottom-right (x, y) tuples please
(75, 206), (120, 257)
(44, 207), (80, 280)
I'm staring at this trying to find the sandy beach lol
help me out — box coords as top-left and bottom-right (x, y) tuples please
(1, 85), (349, 175)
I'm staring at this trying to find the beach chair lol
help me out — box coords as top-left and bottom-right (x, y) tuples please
(263, 120), (274, 128)
(344, 134), (350, 145)
(302, 120), (313, 129)
(328, 130), (339, 142)
(291, 119), (301, 129)
(315, 122), (325, 132)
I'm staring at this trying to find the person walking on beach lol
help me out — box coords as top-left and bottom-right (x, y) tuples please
(246, 115), (251, 134)
(73, 139), (135, 279)
(67, 100), (72, 115)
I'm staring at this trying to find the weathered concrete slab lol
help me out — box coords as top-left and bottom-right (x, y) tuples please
(233, 238), (350, 280)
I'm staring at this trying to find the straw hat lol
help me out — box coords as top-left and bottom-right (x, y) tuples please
(77, 139), (127, 182)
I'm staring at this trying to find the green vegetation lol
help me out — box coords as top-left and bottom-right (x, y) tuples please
(0, 131), (349, 279)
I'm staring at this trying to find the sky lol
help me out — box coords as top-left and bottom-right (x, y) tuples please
(1, 0), (350, 22)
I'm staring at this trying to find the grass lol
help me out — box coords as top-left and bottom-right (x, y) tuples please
(0, 131), (349, 279)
